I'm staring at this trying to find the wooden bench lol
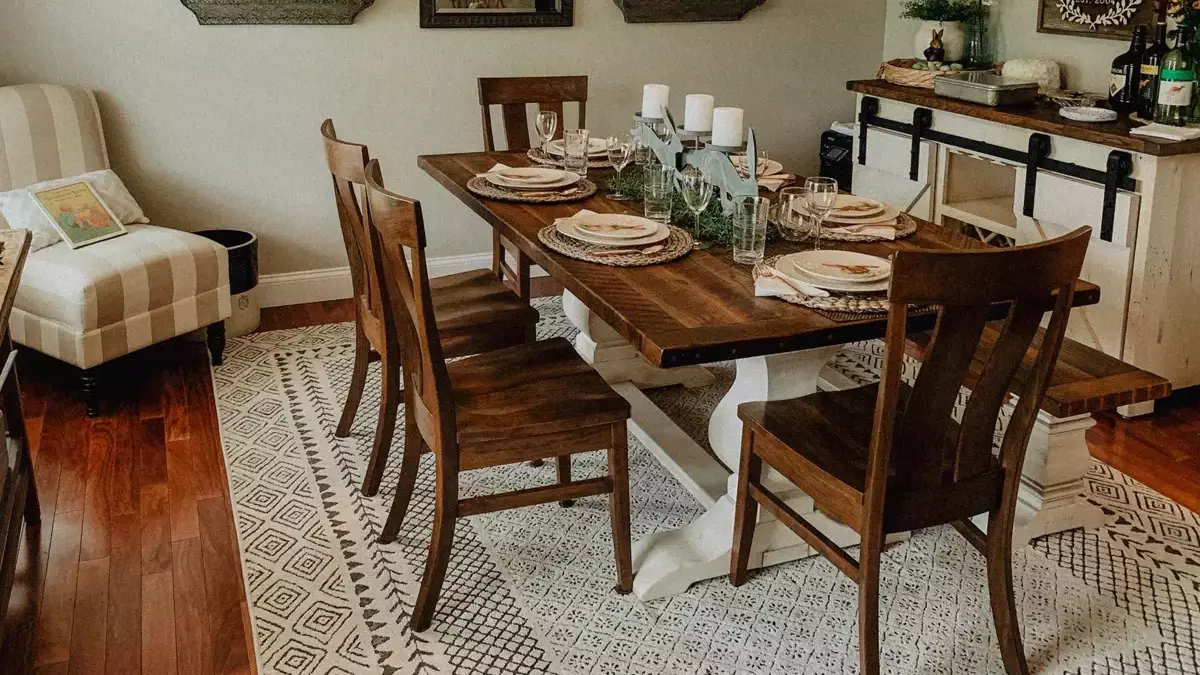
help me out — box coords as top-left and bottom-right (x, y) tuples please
(903, 324), (1172, 544)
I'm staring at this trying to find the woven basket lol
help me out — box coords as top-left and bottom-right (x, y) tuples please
(877, 59), (999, 89)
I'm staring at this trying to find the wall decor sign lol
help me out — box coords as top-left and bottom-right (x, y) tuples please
(612, 0), (767, 23)
(1037, 0), (1162, 40)
(180, 0), (374, 25)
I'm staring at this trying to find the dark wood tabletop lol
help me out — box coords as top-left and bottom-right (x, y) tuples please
(848, 79), (1200, 157)
(419, 152), (1100, 368)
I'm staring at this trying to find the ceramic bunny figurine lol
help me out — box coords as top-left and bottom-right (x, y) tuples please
(923, 28), (945, 63)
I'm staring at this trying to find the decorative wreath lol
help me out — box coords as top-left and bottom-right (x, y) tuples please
(1057, 0), (1142, 29)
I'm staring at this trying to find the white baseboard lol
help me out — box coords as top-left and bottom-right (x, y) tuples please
(256, 252), (545, 308)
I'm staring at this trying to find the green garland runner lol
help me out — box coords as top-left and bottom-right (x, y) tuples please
(606, 165), (737, 246)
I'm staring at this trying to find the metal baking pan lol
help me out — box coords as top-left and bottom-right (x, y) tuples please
(933, 72), (1039, 107)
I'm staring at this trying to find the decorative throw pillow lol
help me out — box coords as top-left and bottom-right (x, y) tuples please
(0, 170), (150, 251)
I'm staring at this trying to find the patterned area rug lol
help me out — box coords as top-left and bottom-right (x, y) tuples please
(213, 298), (1200, 675)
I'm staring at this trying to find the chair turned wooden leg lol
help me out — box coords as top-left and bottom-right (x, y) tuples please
(729, 427), (761, 587)
(361, 357), (400, 497)
(379, 405), (423, 544)
(609, 422), (633, 594)
(206, 321), (226, 366)
(556, 456), (574, 507)
(411, 456), (459, 632)
(857, 527), (884, 675)
(336, 325), (371, 438)
(985, 508), (1030, 675)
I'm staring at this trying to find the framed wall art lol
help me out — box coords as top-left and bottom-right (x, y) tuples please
(420, 0), (573, 28)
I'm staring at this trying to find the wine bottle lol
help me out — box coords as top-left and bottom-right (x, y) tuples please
(1139, 23), (1169, 121)
(1110, 25), (1147, 116)
(1155, 25), (1197, 127)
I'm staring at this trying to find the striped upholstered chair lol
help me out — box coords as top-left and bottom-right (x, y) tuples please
(0, 84), (231, 415)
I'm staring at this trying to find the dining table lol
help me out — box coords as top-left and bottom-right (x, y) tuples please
(419, 150), (1103, 601)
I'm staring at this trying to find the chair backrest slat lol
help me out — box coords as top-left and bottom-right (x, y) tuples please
(320, 120), (383, 337)
(477, 76), (588, 151)
(870, 228), (1091, 513)
(362, 160), (455, 448)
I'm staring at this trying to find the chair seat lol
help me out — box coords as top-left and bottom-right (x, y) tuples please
(739, 384), (999, 533)
(449, 337), (630, 448)
(739, 385), (889, 498)
(430, 268), (539, 333)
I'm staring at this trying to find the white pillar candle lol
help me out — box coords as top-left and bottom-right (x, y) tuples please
(641, 84), (670, 119)
(684, 94), (715, 132)
(711, 107), (744, 147)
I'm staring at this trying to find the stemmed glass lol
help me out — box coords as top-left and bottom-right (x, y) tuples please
(680, 166), (714, 250)
(535, 110), (558, 159)
(606, 135), (635, 200)
(804, 177), (838, 251)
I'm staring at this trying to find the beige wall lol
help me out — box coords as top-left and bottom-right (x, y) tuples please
(0, 0), (887, 276)
(882, 0), (1128, 92)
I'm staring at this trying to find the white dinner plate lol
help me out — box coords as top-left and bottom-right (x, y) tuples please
(570, 213), (659, 240)
(787, 250), (892, 283)
(823, 203), (901, 225)
(731, 156), (785, 178)
(545, 138), (608, 157)
(775, 253), (890, 293)
(829, 194), (885, 218)
(493, 167), (567, 184)
(556, 219), (670, 247)
(486, 170), (580, 190)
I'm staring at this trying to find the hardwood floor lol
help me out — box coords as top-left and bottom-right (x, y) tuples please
(0, 295), (1196, 673)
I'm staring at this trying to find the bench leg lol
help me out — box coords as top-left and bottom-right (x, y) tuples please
(975, 411), (1106, 546)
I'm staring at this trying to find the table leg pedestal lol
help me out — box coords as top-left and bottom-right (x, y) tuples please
(972, 411), (1106, 545)
(562, 291), (715, 390)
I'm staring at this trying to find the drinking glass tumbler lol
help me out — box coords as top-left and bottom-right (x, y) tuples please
(563, 129), (590, 177)
(643, 163), (675, 223)
(733, 196), (769, 265)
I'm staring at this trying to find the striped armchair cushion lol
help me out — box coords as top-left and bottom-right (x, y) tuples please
(0, 84), (109, 191)
(9, 225), (231, 369)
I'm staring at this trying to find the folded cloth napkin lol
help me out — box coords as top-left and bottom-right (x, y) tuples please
(754, 267), (831, 299)
(758, 174), (795, 192)
(476, 163), (511, 178)
(824, 223), (898, 241)
(1129, 123), (1200, 141)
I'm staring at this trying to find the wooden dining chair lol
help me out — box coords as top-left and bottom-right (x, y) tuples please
(729, 228), (1092, 675)
(477, 75), (588, 152)
(362, 159), (632, 631)
(475, 75), (587, 381)
(321, 120), (540, 497)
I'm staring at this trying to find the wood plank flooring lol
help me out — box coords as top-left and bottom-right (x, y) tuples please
(0, 295), (1196, 674)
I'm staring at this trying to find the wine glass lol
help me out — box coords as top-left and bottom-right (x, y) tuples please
(607, 135), (635, 201)
(680, 166), (714, 250)
(804, 177), (838, 251)
(535, 110), (558, 159)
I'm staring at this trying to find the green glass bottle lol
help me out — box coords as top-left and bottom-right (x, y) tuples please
(1155, 25), (1197, 127)
(1139, 24), (1169, 121)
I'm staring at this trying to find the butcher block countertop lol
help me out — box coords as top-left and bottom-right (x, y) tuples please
(848, 79), (1200, 157)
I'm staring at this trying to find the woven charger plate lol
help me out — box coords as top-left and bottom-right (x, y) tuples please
(466, 176), (596, 204)
(753, 255), (893, 315)
(527, 148), (613, 169)
(538, 223), (692, 267)
(820, 212), (919, 242)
